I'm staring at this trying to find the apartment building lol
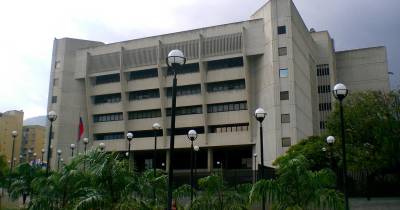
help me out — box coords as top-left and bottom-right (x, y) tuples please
(47, 0), (390, 171)
(0, 110), (24, 165)
(20, 125), (46, 163)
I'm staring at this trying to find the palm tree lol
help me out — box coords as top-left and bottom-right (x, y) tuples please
(250, 155), (344, 210)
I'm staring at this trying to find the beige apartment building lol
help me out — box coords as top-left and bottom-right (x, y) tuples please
(47, 0), (390, 172)
(0, 110), (24, 166)
(20, 125), (46, 163)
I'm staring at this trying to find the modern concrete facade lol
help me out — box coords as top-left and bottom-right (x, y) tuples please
(20, 125), (46, 163)
(46, 0), (390, 171)
(0, 110), (24, 166)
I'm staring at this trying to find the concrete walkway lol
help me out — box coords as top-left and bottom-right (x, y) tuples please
(350, 197), (400, 210)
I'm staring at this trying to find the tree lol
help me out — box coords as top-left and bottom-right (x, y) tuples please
(327, 91), (400, 176)
(250, 155), (344, 210)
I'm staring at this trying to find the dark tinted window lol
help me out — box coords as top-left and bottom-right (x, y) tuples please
(167, 63), (199, 75)
(207, 57), (243, 71)
(280, 91), (289, 100)
(278, 47), (287, 56)
(207, 79), (245, 92)
(129, 68), (158, 80)
(94, 93), (121, 104)
(166, 84), (201, 97)
(207, 101), (247, 113)
(166, 105), (202, 116)
(278, 26), (286, 35)
(129, 89), (160, 100)
(93, 112), (123, 123)
(94, 132), (124, 140)
(318, 85), (331, 93)
(128, 109), (161, 120)
(95, 74), (120, 85)
(317, 64), (330, 76)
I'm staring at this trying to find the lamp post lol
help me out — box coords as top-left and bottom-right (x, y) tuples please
(194, 145), (199, 187)
(46, 111), (57, 175)
(33, 153), (37, 164)
(41, 148), (45, 163)
(99, 143), (106, 151)
(57, 149), (62, 171)
(10, 131), (17, 171)
(326, 136), (335, 168)
(187, 129), (198, 203)
(254, 107), (267, 210)
(333, 83), (349, 210)
(166, 49), (186, 210)
(126, 132), (133, 170)
(19, 155), (23, 164)
(70, 144), (76, 157)
(83, 138), (89, 154)
(152, 123), (161, 202)
(28, 149), (32, 163)
(253, 153), (257, 183)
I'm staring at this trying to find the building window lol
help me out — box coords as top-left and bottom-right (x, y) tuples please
(128, 109), (161, 120)
(320, 121), (327, 129)
(319, 103), (332, 111)
(318, 85), (331, 93)
(278, 26), (286, 35)
(207, 101), (247, 113)
(166, 84), (201, 97)
(278, 47), (287, 56)
(129, 89), (160, 100)
(166, 105), (202, 116)
(93, 93), (121, 104)
(209, 123), (249, 133)
(94, 132), (124, 140)
(281, 114), (290, 123)
(129, 129), (163, 138)
(95, 74), (120, 85)
(51, 96), (57, 104)
(128, 68), (158, 80)
(53, 78), (59, 87)
(167, 126), (205, 136)
(282, 137), (291, 147)
(207, 57), (243, 71)
(167, 63), (199, 75)
(280, 91), (289, 100)
(93, 112), (123, 123)
(317, 64), (330, 76)
(207, 79), (245, 92)
(279, 68), (289, 78)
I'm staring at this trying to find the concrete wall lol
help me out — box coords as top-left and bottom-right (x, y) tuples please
(336, 47), (390, 92)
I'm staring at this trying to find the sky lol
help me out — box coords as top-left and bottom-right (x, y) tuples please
(0, 0), (399, 120)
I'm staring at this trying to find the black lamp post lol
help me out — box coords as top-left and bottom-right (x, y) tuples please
(83, 138), (89, 154)
(193, 145), (199, 187)
(152, 123), (161, 202)
(19, 155), (23, 164)
(99, 143), (106, 151)
(126, 132), (133, 170)
(46, 111), (57, 175)
(187, 129), (198, 204)
(41, 148), (45, 164)
(33, 153), (37, 164)
(70, 144), (76, 157)
(10, 131), (17, 171)
(254, 107), (267, 210)
(166, 49), (186, 210)
(326, 136), (335, 168)
(28, 149), (32, 163)
(333, 83), (349, 210)
(253, 153), (257, 183)
(57, 149), (62, 171)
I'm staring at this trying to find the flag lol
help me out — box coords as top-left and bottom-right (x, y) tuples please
(78, 117), (84, 141)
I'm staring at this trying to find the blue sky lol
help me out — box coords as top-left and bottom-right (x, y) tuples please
(0, 0), (398, 119)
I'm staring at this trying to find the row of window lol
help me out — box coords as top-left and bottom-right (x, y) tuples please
(129, 89), (160, 100)
(95, 73), (120, 85)
(207, 57), (243, 71)
(318, 85), (331, 93)
(209, 123), (249, 133)
(319, 103), (332, 111)
(167, 63), (199, 75)
(207, 101), (247, 113)
(320, 121), (327, 129)
(166, 105), (202, 116)
(93, 113), (123, 123)
(280, 91), (289, 100)
(317, 64), (330, 76)
(94, 132), (124, 141)
(129, 68), (158, 80)
(128, 109), (161, 120)
(166, 84), (201, 97)
(207, 79), (245, 92)
(94, 93), (121, 104)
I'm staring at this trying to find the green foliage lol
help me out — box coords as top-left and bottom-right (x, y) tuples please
(327, 91), (400, 175)
(250, 155), (344, 210)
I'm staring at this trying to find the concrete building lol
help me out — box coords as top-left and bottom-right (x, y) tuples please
(20, 125), (46, 163)
(46, 0), (390, 172)
(0, 110), (24, 166)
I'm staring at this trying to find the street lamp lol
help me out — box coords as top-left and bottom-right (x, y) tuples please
(333, 83), (349, 210)
(57, 149), (62, 171)
(28, 149), (33, 162)
(33, 153), (37, 164)
(166, 49), (186, 210)
(70, 144), (76, 157)
(187, 129), (198, 203)
(10, 131), (17, 171)
(46, 110), (57, 174)
(253, 153), (257, 183)
(254, 107), (267, 210)
(152, 123), (161, 176)
(83, 138), (89, 154)
(326, 136), (336, 169)
(126, 132), (133, 170)
(19, 155), (23, 164)
(41, 148), (45, 163)
(99, 143), (106, 151)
